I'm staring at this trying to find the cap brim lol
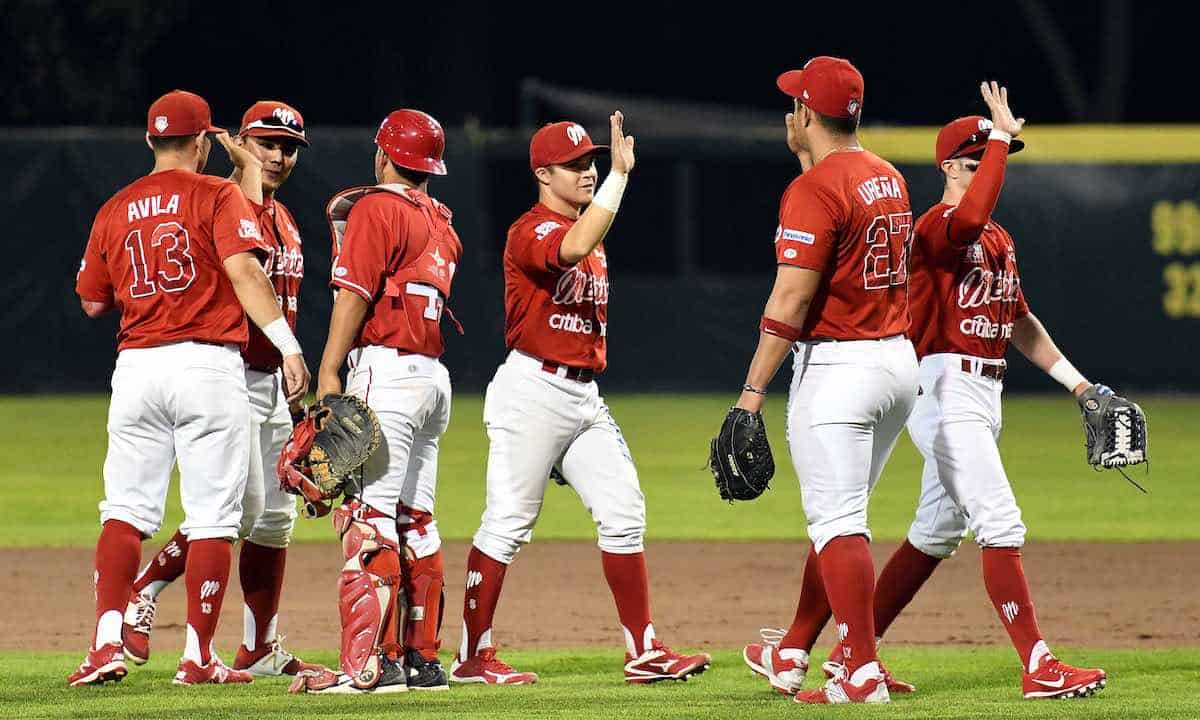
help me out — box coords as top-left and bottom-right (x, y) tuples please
(242, 126), (310, 147)
(776, 70), (805, 97)
(956, 137), (1026, 162)
(559, 144), (610, 164)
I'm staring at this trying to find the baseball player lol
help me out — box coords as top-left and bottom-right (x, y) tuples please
(121, 101), (326, 678)
(289, 109), (461, 694)
(733, 57), (918, 705)
(69, 90), (309, 687)
(452, 114), (711, 686)
(814, 83), (1107, 700)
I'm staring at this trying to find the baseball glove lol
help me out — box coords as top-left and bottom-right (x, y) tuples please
(278, 394), (383, 514)
(1078, 384), (1148, 491)
(709, 407), (774, 501)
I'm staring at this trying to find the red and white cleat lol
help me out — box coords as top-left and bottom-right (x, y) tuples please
(624, 640), (712, 684)
(1023, 654), (1106, 699)
(233, 636), (329, 677)
(794, 661), (890, 704)
(67, 643), (128, 687)
(824, 642), (915, 693)
(743, 628), (808, 694)
(173, 655), (254, 686)
(121, 592), (156, 665)
(450, 647), (539, 685)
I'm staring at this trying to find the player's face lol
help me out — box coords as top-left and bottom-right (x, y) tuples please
(941, 157), (981, 191)
(241, 135), (301, 193)
(791, 100), (812, 152)
(545, 154), (599, 207)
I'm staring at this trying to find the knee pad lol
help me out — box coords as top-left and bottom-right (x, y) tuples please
(335, 500), (402, 690)
(398, 504), (441, 559)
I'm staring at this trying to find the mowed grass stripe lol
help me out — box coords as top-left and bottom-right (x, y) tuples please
(1, 393), (1192, 547)
(6, 647), (1198, 719)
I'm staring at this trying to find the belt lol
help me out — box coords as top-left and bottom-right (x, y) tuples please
(541, 359), (596, 383)
(246, 363), (278, 374)
(961, 358), (1006, 381)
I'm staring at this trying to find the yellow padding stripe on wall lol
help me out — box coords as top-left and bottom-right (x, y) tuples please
(859, 125), (1200, 164)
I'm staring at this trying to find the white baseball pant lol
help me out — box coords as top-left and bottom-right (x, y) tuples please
(786, 335), (919, 553)
(472, 350), (646, 564)
(238, 368), (299, 548)
(345, 346), (450, 557)
(905, 353), (1027, 558)
(100, 341), (249, 541)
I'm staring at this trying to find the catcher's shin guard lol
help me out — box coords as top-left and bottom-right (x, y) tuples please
(402, 550), (445, 659)
(335, 503), (402, 690)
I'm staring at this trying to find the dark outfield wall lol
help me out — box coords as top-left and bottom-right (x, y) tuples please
(4, 129), (1198, 393)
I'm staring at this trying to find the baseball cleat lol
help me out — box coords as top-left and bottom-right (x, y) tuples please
(794, 661), (890, 704)
(67, 642), (128, 687)
(624, 640), (712, 684)
(743, 627), (808, 694)
(1022, 654), (1106, 700)
(121, 592), (157, 665)
(173, 655), (254, 686)
(824, 642), (915, 693)
(232, 636), (328, 677)
(289, 656), (408, 694)
(405, 649), (449, 691)
(450, 647), (538, 685)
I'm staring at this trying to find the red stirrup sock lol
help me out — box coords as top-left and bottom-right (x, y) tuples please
(601, 551), (654, 656)
(781, 544), (833, 652)
(817, 535), (878, 671)
(460, 545), (508, 659)
(183, 538), (233, 665)
(873, 540), (943, 636)
(982, 547), (1046, 670)
(132, 528), (189, 600)
(239, 541), (287, 650)
(93, 520), (143, 647)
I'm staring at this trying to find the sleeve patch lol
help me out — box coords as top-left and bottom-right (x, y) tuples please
(238, 218), (263, 240)
(534, 220), (562, 240)
(779, 227), (815, 245)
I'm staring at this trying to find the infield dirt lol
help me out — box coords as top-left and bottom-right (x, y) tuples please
(5, 541), (1196, 656)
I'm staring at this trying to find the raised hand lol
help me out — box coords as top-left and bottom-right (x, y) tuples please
(214, 131), (263, 171)
(980, 81), (1025, 138)
(609, 111), (636, 175)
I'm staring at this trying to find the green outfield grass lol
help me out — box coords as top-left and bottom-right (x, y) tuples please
(6, 647), (1196, 719)
(0, 391), (1190, 549)
(0, 393), (1191, 547)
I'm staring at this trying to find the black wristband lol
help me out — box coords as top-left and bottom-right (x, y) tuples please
(742, 384), (767, 396)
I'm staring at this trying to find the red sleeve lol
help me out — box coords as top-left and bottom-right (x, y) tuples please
(331, 198), (393, 302)
(212, 182), (267, 260)
(946, 139), (1009, 247)
(75, 208), (114, 303)
(775, 179), (841, 270)
(509, 217), (573, 275)
(1015, 286), (1031, 318)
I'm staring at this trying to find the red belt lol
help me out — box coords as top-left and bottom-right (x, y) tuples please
(961, 358), (1006, 381)
(246, 364), (278, 374)
(541, 359), (595, 383)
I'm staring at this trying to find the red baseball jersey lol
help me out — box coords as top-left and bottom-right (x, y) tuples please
(503, 203), (610, 371)
(329, 185), (462, 358)
(242, 197), (303, 371)
(75, 169), (265, 351)
(774, 150), (913, 340)
(909, 209), (1029, 360)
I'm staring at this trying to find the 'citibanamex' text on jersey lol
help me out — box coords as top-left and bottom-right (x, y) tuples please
(242, 197), (303, 370)
(504, 204), (609, 371)
(774, 150), (912, 340)
(75, 169), (265, 350)
(909, 207), (1029, 359)
(328, 184), (462, 358)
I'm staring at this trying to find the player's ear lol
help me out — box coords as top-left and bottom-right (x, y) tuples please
(144, 132), (153, 151)
(533, 166), (551, 186)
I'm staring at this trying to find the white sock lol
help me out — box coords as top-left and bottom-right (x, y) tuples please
(1027, 639), (1052, 673)
(95, 610), (122, 647)
(183, 625), (204, 664)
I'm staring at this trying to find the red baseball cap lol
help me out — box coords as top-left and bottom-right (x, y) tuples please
(146, 90), (223, 137)
(776, 57), (864, 119)
(529, 121), (609, 170)
(935, 115), (1025, 166)
(239, 100), (309, 147)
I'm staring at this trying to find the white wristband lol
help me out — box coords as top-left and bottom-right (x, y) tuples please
(262, 316), (302, 357)
(591, 170), (628, 213)
(1048, 356), (1086, 392)
(988, 128), (1012, 144)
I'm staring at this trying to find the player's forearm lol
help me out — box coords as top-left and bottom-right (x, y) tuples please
(735, 333), (797, 412)
(318, 290), (369, 379)
(559, 171), (628, 265)
(230, 167), (264, 206)
(1012, 313), (1089, 396)
(949, 134), (1010, 244)
(735, 275), (814, 411)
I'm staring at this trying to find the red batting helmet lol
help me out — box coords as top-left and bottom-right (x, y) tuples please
(375, 109), (447, 175)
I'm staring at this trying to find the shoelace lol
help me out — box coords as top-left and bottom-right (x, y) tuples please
(261, 635), (293, 670)
(824, 662), (849, 683)
(132, 598), (156, 632)
(479, 648), (517, 673)
(758, 627), (786, 648)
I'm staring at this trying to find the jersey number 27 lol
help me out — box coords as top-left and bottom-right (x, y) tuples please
(863, 212), (913, 290)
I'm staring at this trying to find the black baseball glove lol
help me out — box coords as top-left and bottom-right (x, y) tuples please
(709, 407), (774, 501)
(1078, 384), (1148, 490)
(277, 394), (383, 514)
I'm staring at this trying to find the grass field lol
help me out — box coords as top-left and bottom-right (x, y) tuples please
(2, 392), (1195, 719)
(5, 648), (1197, 719)
(1, 393), (1191, 547)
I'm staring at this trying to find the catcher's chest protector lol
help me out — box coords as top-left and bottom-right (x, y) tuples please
(326, 184), (462, 301)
